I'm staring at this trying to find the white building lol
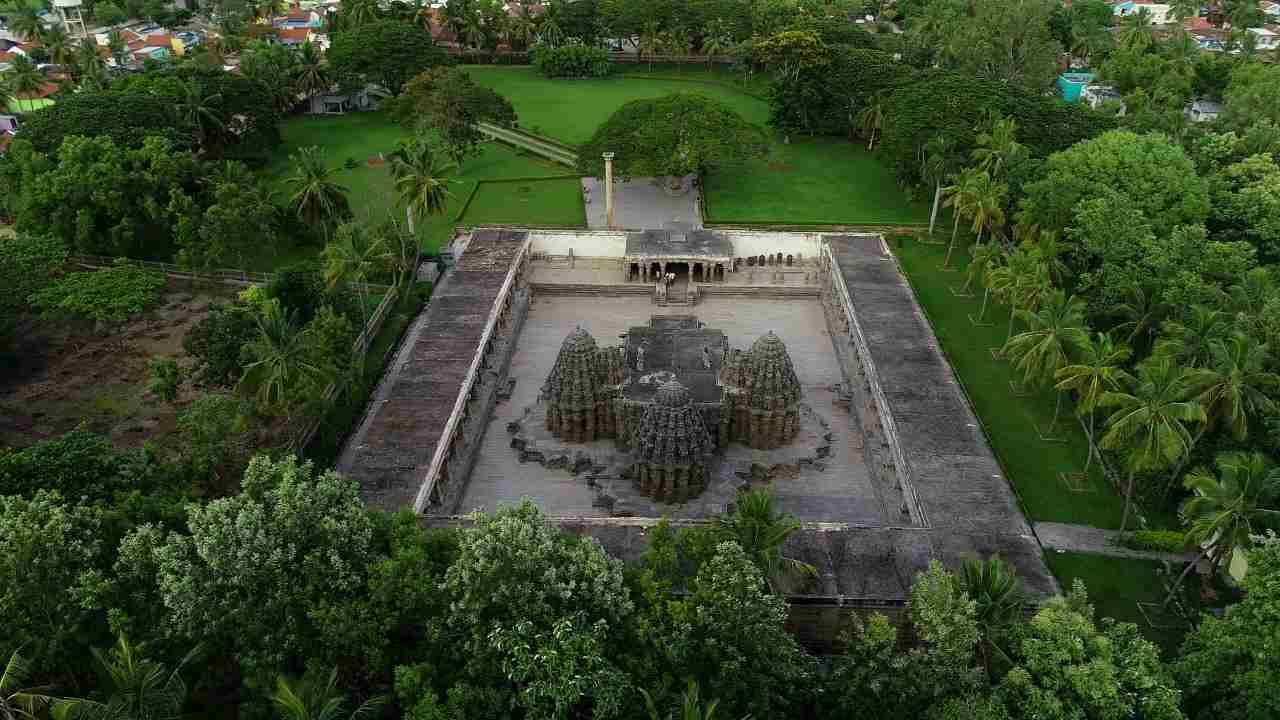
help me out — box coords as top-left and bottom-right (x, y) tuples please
(1185, 99), (1224, 123)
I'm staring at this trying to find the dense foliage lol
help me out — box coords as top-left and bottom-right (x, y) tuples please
(327, 20), (450, 95)
(578, 94), (769, 180)
(29, 262), (166, 326)
(388, 68), (517, 165)
(530, 42), (611, 78)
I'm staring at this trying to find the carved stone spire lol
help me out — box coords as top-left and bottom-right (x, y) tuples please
(719, 331), (802, 449)
(543, 327), (621, 442)
(629, 380), (712, 502)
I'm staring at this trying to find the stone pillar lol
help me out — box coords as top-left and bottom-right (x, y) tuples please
(603, 152), (616, 229)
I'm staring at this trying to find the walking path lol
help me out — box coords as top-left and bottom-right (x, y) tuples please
(476, 122), (578, 167)
(1034, 522), (1198, 562)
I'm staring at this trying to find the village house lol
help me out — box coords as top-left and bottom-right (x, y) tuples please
(1185, 99), (1224, 122)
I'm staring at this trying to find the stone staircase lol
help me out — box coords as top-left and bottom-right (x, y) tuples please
(531, 282), (652, 297)
(476, 122), (578, 167)
(701, 285), (820, 299)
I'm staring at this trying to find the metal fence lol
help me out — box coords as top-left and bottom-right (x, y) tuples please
(69, 254), (394, 293)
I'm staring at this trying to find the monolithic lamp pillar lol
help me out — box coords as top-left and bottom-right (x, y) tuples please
(602, 152), (616, 229)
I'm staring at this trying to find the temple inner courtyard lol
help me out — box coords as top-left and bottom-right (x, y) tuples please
(461, 295), (892, 523)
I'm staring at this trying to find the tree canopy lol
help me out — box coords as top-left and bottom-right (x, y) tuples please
(327, 20), (450, 95)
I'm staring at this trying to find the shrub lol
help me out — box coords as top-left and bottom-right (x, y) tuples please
(531, 43), (611, 78)
(147, 356), (183, 403)
(184, 301), (257, 387)
(1115, 530), (1188, 554)
(28, 261), (165, 326)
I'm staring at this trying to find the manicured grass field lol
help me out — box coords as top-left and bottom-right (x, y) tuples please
(466, 66), (770, 146)
(259, 112), (584, 265)
(1043, 552), (1191, 655)
(892, 239), (1176, 530)
(466, 66), (926, 225)
(702, 138), (929, 225)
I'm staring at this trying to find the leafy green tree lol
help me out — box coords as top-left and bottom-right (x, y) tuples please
(1101, 359), (1205, 533)
(0, 492), (104, 676)
(645, 541), (814, 719)
(1176, 533), (1280, 720)
(115, 456), (376, 678)
(271, 667), (386, 720)
(0, 649), (55, 720)
(1019, 130), (1210, 239)
(0, 233), (66, 335)
(29, 263), (166, 328)
(995, 583), (1183, 720)
(1209, 153), (1280, 263)
(1003, 290), (1088, 432)
(388, 139), (454, 235)
(239, 40), (301, 114)
(285, 146), (352, 232)
(642, 681), (742, 720)
(578, 94), (768, 186)
(1222, 61), (1280, 129)
(326, 20), (448, 95)
(183, 302), (258, 387)
(147, 357), (183, 404)
(1055, 333), (1133, 472)
(94, 2), (127, 25)
(389, 68), (516, 166)
(176, 393), (247, 490)
(434, 500), (632, 719)
(712, 489), (815, 592)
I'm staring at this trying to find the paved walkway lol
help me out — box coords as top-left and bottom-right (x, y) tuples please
(582, 176), (702, 231)
(1034, 522), (1197, 562)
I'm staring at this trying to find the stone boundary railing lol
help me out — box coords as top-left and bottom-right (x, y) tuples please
(820, 240), (927, 528)
(413, 235), (534, 512)
(70, 254), (394, 293)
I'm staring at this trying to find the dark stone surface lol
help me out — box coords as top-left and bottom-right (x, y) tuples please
(625, 229), (735, 260)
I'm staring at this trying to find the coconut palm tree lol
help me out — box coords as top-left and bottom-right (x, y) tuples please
(921, 135), (956, 238)
(293, 42), (330, 101)
(56, 634), (197, 720)
(1113, 282), (1168, 357)
(1101, 359), (1205, 534)
(387, 139), (454, 236)
(507, 4), (537, 50)
(713, 489), (816, 592)
(856, 95), (886, 150)
(642, 680), (745, 720)
(4, 55), (45, 97)
(107, 30), (130, 67)
(9, 9), (44, 41)
(271, 667), (386, 720)
(73, 38), (104, 87)
(240, 300), (323, 416)
(538, 10), (564, 48)
(1055, 332), (1133, 473)
(960, 556), (1023, 677)
(637, 20), (661, 69)
(941, 167), (979, 268)
(1029, 230), (1070, 285)
(1163, 452), (1280, 606)
(322, 222), (381, 321)
(1004, 290), (1088, 432)
(175, 80), (226, 153)
(42, 27), (75, 69)
(1189, 333), (1280, 443)
(1154, 306), (1228, 369)
(286, 146), (352, 232)
(966, 171), (1007, 246)
(1119, 8), (1156, 51)
(701, 28), (732, 68)
(988, 247), (1048, 344)
(972, 115), (1025, 178)
(965, 243), (1004, 323)
(1, 650), (55, 720)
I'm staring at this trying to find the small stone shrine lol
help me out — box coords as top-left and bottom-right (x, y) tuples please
(719, 332), (803, 449)
(542, 327), (624, 442)
(628, 380), (713, 502)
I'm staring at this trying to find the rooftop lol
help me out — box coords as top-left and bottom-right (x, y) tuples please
(624, 229), (735, 260)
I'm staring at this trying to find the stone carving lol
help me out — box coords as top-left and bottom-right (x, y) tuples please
(628, 381), (712, 502)
(542, 327), (623, 442)
(719, 331), (803, 449)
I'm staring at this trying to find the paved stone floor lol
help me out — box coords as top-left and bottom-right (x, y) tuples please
(582, 177), (702, 231)
(1034, 522), (1197, 562)
(455, 295), (888, 523)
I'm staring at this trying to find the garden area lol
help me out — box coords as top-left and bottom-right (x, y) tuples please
(891, 238), (1176, 531)
(258, 111), (585, 267)
(466, 66), (928, 226)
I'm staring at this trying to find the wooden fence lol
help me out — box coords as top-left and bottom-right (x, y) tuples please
(69, 254), (394, 293)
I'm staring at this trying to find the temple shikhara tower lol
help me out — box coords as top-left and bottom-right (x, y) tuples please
(719, 331), (803, 449)
(628, 380), (713, 502)
(542, 327), (623, 442)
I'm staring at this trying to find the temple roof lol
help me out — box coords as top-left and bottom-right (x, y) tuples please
(624, 229), (734, 260)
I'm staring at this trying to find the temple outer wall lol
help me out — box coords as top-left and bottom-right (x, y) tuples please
(819, 239), (926, 527)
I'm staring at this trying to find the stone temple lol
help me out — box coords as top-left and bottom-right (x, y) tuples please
(336, 226), (1059, 649)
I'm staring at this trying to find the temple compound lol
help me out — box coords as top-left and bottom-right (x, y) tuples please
(338, 226), (1058, 648)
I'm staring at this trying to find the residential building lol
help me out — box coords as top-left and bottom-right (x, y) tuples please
(1185, 98), (1224, 122)
(1248, 27), (1278, 50)
(1081, 84), (1127, 113)
(1112, 0), (1174, 25)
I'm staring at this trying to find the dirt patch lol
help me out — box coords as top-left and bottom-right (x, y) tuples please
(766, 162), (796, 173)
(0, 283), (241, 453)
(366, 156), (386, 167)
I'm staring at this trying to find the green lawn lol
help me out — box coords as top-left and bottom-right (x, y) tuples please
(702, 138), (929, 225)
(466, 66), (770, 146)
(1043, 552), (1192, 655)
(259, 112), (584, 267)
(892, 239), (1176, 530)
